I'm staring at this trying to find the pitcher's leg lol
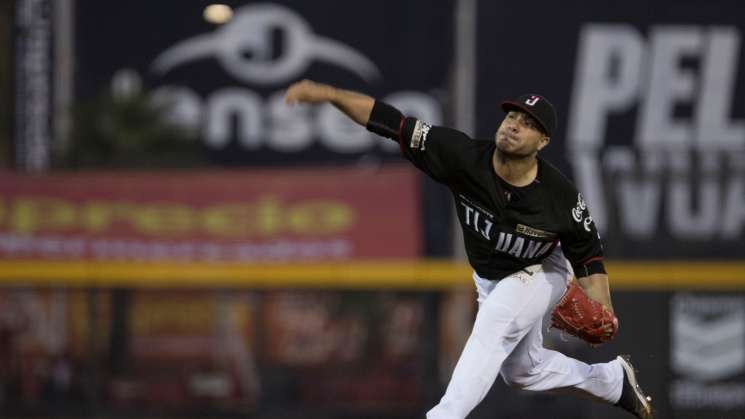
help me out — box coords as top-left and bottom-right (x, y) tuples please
(500, 249), (625, 404)
(426, 268), (553, 419)
(500, 320), (624, 403)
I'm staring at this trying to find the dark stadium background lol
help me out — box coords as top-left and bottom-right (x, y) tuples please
(2, 1), (744, 418)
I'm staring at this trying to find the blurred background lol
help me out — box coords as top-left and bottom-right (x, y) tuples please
(2, 1), (745, 418)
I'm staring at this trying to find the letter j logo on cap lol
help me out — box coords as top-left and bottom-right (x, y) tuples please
(525, 95), (540, 106)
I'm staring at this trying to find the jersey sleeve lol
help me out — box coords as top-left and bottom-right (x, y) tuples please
(559, 191), (607, 277)
(365, 100), (473, 183)
(396, 117), (471, 184)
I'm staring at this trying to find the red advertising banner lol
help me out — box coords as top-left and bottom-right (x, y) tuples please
(0, 166), (421, 262)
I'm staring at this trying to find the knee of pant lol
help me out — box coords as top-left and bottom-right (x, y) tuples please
(500, 361), (535, 389)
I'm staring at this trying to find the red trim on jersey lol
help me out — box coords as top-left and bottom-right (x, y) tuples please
(580, 256), (604, 265)
(397, 116), (406, 155)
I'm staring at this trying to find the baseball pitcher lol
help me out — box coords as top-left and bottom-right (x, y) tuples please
(284, 80), (654, 419)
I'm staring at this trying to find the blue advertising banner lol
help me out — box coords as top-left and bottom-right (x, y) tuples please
(476, 0), (745, 259)
(74, 0), (454, 166)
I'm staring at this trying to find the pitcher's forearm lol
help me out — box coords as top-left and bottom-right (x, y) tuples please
(328, 88), (375, 126)
(285, 80), (375, 126)
(577, 273), (613, 313)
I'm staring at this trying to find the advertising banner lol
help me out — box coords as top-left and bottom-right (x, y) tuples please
(0, 166), (421, 262)
(0, 288), (436, 414)
(74, 0), (453, 166)
(0, 288), (109, 406)
(476, 0), (745, 259)
(112, 290), (259, 407)
(669, 293), (745, 418)
(2, 285), (745, 418)
(258, 290), (434, 408)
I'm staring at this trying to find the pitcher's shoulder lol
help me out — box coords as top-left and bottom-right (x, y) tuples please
(538, 158), (578, 194)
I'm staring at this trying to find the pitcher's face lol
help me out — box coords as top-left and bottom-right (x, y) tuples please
(495, 111), (549, 157)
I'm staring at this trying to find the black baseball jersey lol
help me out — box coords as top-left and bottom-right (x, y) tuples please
(369, 104), (605, 281)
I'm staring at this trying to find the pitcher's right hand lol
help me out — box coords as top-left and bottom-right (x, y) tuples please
(284, 79), (335, 105)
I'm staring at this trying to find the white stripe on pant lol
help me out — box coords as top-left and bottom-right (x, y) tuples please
(426, 248), (623, 419)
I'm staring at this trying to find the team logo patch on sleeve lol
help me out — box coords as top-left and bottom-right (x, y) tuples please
(571, 193), (594, 232)
(571, 193), (586, 223)
(410, 120), (431, 151)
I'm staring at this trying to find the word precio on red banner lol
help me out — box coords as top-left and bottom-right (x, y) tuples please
(0, 196), (356, 238)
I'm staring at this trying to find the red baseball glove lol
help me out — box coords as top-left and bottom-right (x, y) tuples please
(551, 279), (619, 345)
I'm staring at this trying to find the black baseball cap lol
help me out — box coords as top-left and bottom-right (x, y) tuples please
(501, 94), (557, 137)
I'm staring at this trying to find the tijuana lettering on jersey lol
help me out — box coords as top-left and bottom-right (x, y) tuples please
(376, 110), (605, 281)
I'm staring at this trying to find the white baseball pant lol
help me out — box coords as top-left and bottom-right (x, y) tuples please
(426, 248), (624, 419)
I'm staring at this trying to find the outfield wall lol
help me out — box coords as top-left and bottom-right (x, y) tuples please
(1, 264), (744, 419)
